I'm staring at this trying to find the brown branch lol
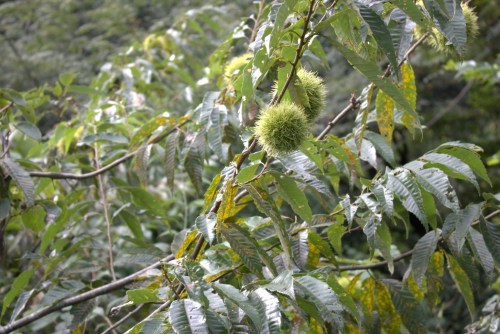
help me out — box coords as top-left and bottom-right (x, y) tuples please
(93, 140), (116, 281)
(336, 209), (500, 272)
(28, 119), (190, 180)
(248, 0), (266, 45)
(0, 255), (174, 334)
(270, 0), (317, 105)
(0, 102), (14, 115)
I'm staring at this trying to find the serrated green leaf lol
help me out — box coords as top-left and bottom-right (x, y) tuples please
(391, 0), (433, 29)
(292, 230), (309, 270)
(184, 131), (205, 195)
(1, 269), (34, 318)
(442, 203), (481, 250)
(0, 157), (35, 206)
(131, 116), (175, 146)
(21, 205), (46, 233)
(165, 131), (178, 192)
(445, 253), (475, 318)
(387, 168), (428, 228)
(220, 221), (263, 277)
(69, 299), (95, 330)
(272, 173), (312, 223)
(14, 121), (42, 141)
(0, 198), (10, 220)
(421, 185), (437, 230)
(207, 105), (225, 160)
(236, 164), (260, 184)
(295, 275), (344, 328)
(371, 183), (394, 216)
(134, 145), (151, 186)
(195, 213), (216, 245)
(426, 0), (467, 55)
(327, 221), (346, 255)
(123, 187), (164, 216)
(170, 299), (209, 334)
(436, 145), (491, 186)
(359, 4), (399, 77)
(405, 162), (460, 212)
(365, 130), (396, 166)
(327, 37), (414, 114)
(410, 230), (440, 286)
(213, 283), (262, 331)
(467, 228), (495, 282)
(249, 288), (281, 334)
(127, 288), (161, 304)
(479, 215), (500, 265)
(263, 270), (295, 300)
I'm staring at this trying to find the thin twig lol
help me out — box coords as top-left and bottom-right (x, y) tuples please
(0, 102), (13, 115)
(100, 305), (143, 334)
(427, 81), (473, 127)
(28, 119), (190, 180)
(0, 255), (174, 334)
(94, 140), (116, 281)
(248, 0), (266, 45)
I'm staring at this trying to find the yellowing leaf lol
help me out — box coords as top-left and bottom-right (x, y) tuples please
(400, 63), (420, 135)
(406, 274), (426, 302)
(375, 281), (401, 334)
(375, 90), (395, 143)
(217, 183), (237, 222)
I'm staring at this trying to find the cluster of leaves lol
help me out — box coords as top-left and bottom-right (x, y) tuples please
(0, 0), (498, 333)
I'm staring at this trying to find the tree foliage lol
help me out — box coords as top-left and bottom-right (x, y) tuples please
(0, 1), (498, 333)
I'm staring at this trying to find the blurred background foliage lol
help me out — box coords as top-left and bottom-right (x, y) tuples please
(0, 0), (498, 332)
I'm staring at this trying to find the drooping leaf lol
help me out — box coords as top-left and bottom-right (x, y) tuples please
(134, 145), (151, 186)
(123, 187), (164, 216)
(295, 275), (344, 329)
(479, 215), (500, 265)
(442, 203), (481, 250)
(327, 37), (414, 113)
(220, 221), (263, 277)
(436, 144), (492, 186)
(375, 89), (395, 143)
(195, 213), (217, 245)
(184, 131), (205, 195)
(371, 183), (394, 216)
(425, 0), (467, 55)
(213, 283), (262, 331)
(14, 121), (42, 141)
(169, 299), (210, 334)
(410, 230), (440, 286)
(272, 173), (312, 223)
(69, 299), (96, 330)
(467, 228), (495, 282)
(0, 157), (35, 206)
(1, 269), (34, 318)
(405, 162), (460, 212)
(165, 131), (179, 192)
(21, 205), (46, 234)
(358, 4), (399, 76)
(400, 62), (420, 135)
(364, 130), (396, 166)
(375, 281), (401, 334)
(387, 168), (428, 228)
(249, 288), (281, 334)
(445, 253), (475, 318)
(391, 0), (433, 29)
(263, 270), (295, 300)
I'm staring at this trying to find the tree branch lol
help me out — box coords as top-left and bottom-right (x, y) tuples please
(28, 119), (190, 180)
(0, 255), (174, 334)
